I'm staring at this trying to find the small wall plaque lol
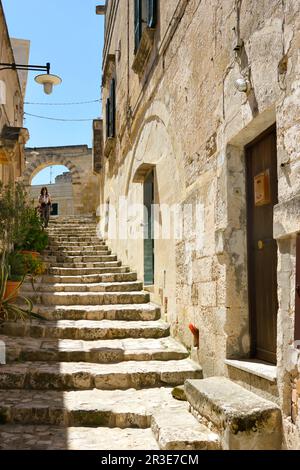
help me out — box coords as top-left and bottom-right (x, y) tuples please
(254, 170), (271, 206)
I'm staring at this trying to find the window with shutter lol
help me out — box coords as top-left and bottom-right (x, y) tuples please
(148, 0), (157, 28)
(134, 0), (157, 53)
(109, 78), (116, 138)
(134, 0), (142, 53)
(106, 98), (110, 139)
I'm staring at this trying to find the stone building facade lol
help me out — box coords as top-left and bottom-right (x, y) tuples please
(97, 0), (300, 448)
(24, 145), (100, 216)
(0, 1), (29, 185)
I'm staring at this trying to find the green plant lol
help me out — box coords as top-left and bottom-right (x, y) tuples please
(0, 182), (32, 251)
(0, 252), (41, 324)
(7, 251), (27, 281)
(0, 182), (49, 254)
(16, 206), (49, 253)
(22, 253), (46, 292)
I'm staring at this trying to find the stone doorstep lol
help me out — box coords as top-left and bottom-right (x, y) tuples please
(21, 291), (150, 306)
(0, 425), (159, 450)
(0, 388), (187, 428)
(22, 281), (144, 293)
(0, 319), (170, 340)
(1, 336), (187, 363)
(224, 359), (277, 383)
(31, 303), (161, 321)
(185, 377), (282, 450)
(151, 408), (220, 450)
(0, 359), (203, 391)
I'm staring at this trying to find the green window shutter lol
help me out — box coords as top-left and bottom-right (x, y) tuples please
(134, 0), (142, 53)
(147, 0), (157, 28)
(109, 78), (116, 138)
(106, 98), (110, 138)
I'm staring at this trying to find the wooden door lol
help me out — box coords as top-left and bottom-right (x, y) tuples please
(246, 126), (278, 364)
(144, 171), (154, 285)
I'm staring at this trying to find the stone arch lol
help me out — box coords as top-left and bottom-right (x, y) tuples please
(22, 145), (100, 216)
(22, 154), (81, 186)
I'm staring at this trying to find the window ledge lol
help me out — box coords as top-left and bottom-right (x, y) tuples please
(225, 359), (277, 383)
(132, 27), (156, 76)
(104, 137), (116, 159)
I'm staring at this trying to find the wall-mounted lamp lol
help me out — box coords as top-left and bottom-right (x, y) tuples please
(234, 77), (249, 93)
(0, 62), (62, 95)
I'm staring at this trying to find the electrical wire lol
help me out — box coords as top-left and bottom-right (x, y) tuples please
(24, 98), (102, 106)
(24, 112), (96, 122)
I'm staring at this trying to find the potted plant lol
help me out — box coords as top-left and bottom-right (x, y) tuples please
(17, 206), (49, 256)
(0, 252), (41, 324)
(5, 251), (27, 300)
(0, 182), (48, 257)
(22, 252), (46, 292)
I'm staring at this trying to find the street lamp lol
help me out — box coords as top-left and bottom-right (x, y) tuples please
(0, 62), (62, 95)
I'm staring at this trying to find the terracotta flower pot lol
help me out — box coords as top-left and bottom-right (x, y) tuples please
(4, 280), (21, 301)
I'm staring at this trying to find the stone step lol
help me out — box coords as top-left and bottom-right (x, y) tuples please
(1, 319), (170, 340)
(22, 291), (150, 306)
(46, 249), (111, 257)
(49, 237), (102, 243)
(31, 303), (161, 321)
(0, 388), (186, 428)
(48, 223), (97, 232)
(49, 266), (130, 276)
(48, 228), (97, 233)
(49, 261), (123, 269)
(185, 377), (282, 450)
(50, 242), (106, 248)
(0, 425), (159, 450)
(152, 408), (220, 450)
(0, 359), (202, 391)
(43, 272), (138, 284)
(1, 335), (186, 363)
(22, 281), (144, 293)
(56, 255), (118, 263)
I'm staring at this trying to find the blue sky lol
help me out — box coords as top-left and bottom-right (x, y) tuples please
(3, 0), (104, 184)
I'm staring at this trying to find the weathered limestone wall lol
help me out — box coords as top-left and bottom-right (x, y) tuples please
(0, 2), (29, 185)
(24, 145), (100, 217)
(99, 0), (300, 447)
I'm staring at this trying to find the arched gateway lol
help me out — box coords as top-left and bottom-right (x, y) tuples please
(23, 145), (99, 216)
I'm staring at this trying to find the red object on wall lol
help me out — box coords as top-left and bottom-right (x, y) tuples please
(189, 323), (199, 348)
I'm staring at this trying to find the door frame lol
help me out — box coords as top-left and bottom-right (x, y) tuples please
(245, 123), (278, 361)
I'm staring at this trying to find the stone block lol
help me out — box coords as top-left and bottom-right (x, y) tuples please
(185, 377), (282, 450)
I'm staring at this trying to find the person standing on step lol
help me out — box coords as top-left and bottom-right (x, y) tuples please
(39, 187), (52, 228)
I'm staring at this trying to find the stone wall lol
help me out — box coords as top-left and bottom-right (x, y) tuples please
(0, 2), (29, 185)
(98, 0), (300, 447)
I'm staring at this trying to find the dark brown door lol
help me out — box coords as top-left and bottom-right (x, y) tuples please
(246, 126), (278, 364)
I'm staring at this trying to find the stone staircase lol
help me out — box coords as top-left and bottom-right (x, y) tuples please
(0, 216), (219, 450)
(0, 217), (283, 450)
